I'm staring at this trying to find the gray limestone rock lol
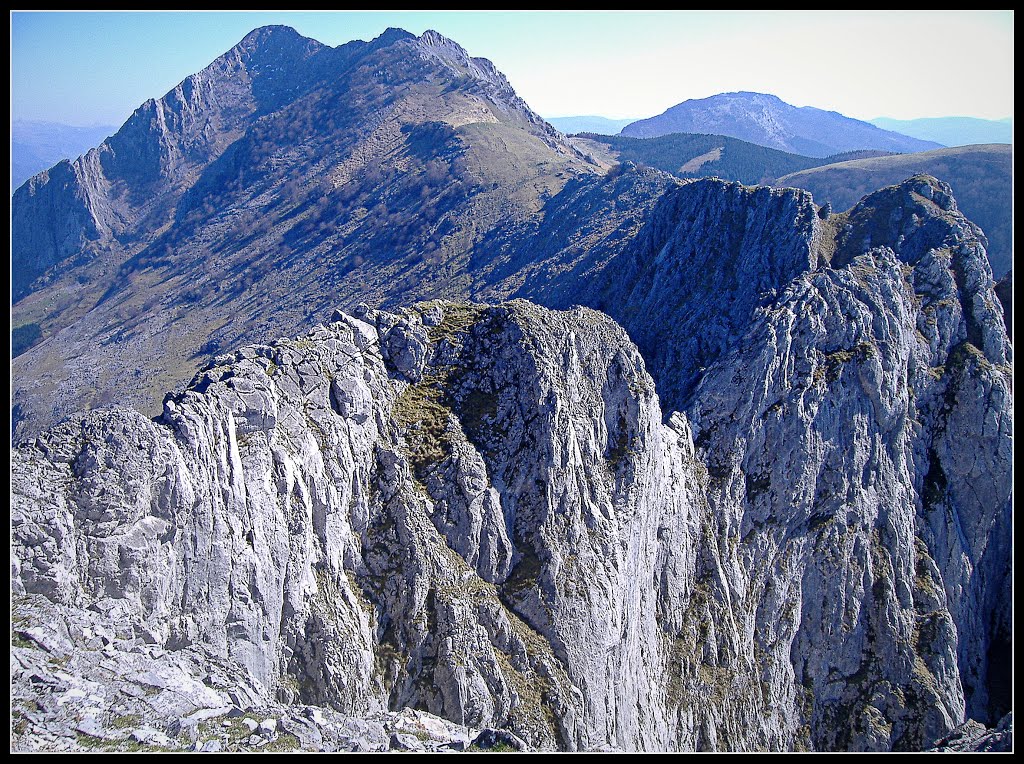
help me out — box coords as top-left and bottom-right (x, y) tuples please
(13, 301), (691, 751)
(929, 713), (1013, 752)
(10, 176), (1012, 753)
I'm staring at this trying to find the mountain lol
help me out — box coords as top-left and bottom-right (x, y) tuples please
(12, 175), (1012, 751)
(870, 116), (1012, 147)
(620, 92), (943, 157)
(11, 119), (118, 191)
(10, 25), (1013, 752)
(573, 131), (893, 185)
(11, 25), (609, 440)
(776, 144), (1012, 277)
(546, 116), (636, 135)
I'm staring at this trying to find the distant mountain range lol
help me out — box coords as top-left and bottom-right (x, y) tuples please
(546, 115), (636, 135)
(869, 116), (1012, 147)
(546, 109), (1014, 152)
(776, 144), (1012, 278)
(11, 119), (118, 191)
(620, 92), (942, 157)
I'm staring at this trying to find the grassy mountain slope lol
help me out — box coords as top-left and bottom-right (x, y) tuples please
(575, 131), (893, 185)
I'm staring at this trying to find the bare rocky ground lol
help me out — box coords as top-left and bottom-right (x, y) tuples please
(12, 594), (528, 753)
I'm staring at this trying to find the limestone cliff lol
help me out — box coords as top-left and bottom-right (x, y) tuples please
(13, 302), (698, 750)
(12, 181), (1012, 750)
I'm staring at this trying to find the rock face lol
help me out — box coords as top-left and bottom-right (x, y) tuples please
(12, 175), (1013, 753)
(929, 714), (1013, 752)
(13, 301), (699, 750)
(11, 591), (478, 753)
(620, 91), (942, 157)
(586, 179), (823, 414)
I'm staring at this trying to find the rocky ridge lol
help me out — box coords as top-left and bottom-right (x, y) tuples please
(8, 24), (1013, 752)
(13, 300), (701, 751)
(11, 25), (598, 440)
(776, 144), (1014, 278)
(12, 174), (1013, 751)
(928, 713), (1013, 752)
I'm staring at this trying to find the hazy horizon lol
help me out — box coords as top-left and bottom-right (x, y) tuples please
(11, 11), (1014, 130)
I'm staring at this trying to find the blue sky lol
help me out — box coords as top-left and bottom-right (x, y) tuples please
(10, 11), (1014, 128)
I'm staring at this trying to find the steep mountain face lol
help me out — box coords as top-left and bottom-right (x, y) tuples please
(679, 178), (1012, 745)
(11, 25), (598, 441)
(478, 174), (1012, 742)
(12, 301), (701, 751)
(995, 271), (1011, 340)
(582, 176), (1009, 413)
(12, 176), (1012, 751)
(775, 144), (1013, 278)
(578, 180), (823, 414)
(620, 92), (942, 157)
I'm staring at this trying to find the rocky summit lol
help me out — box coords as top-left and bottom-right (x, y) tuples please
(11, 25), (597, 441)
(9, 24), (1013, 754)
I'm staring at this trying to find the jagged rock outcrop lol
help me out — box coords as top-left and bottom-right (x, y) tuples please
(775, 144), (1014, 279)
(995, 270), (1012, 340)
(12, 301), (702, 751)
(587, 179), (822, 414)
(620, 175), (1012, 748)
(929, 714), (1013, 752)
(12, 174), (1013, 753)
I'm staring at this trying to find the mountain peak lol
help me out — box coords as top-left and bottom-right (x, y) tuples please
(241, 24), (302, 40)
(418, 28), (464, 50)
(235, 24), (315, 53)
(371, 26), (417, 47)
(724, 91), (783, 101)
(621, 92), (942, 157)
(412, 28), (483, 71)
